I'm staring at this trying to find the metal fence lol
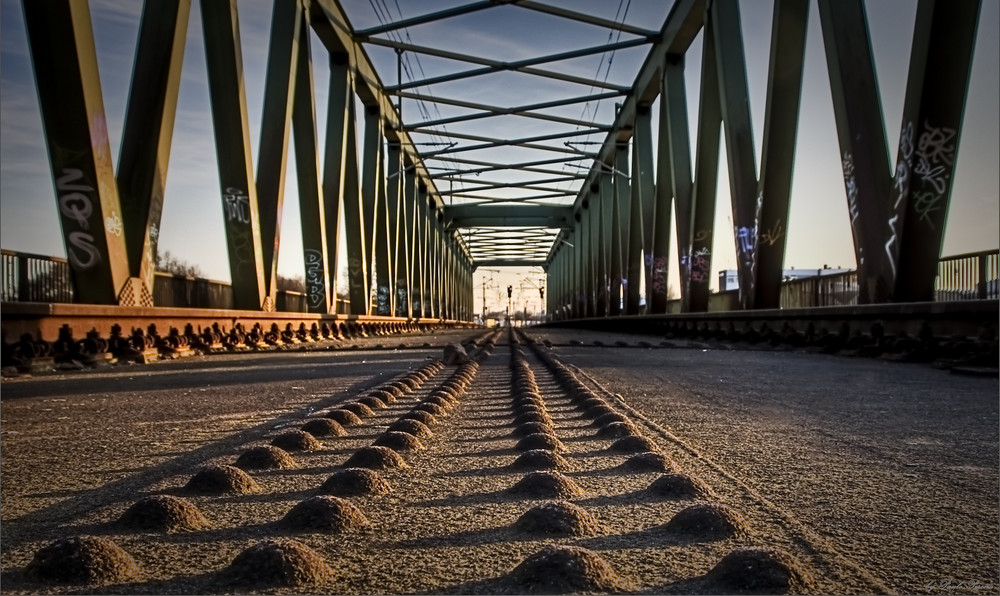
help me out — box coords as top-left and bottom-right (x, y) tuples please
(936, 250), (999, 300)
(3, 248), (997, 310)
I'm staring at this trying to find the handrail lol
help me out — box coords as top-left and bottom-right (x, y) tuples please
(3, 248), (997, 311)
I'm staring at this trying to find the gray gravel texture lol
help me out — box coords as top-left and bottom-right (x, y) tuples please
(529, 327), (1000, 595)
(0, 327), (996, 594)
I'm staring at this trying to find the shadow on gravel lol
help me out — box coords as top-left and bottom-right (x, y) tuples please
(389, 526), (513, 548)
(432, 465), (520, 479)
(576, 524), (741, 549)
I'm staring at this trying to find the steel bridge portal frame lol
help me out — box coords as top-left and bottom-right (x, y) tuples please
(20, 0), (981, 323)
(546, 0), (980, 319)
(22, 0), (474, 321)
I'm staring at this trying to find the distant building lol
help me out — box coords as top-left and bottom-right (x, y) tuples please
(718, 266), (852, 292)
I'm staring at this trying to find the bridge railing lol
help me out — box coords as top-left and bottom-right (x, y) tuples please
(3, 249), (997, 311)
(1, 249), (348, 313)
(936, 250), (999, 300)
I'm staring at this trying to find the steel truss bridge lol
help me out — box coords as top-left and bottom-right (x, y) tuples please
(1, 0), (997, 359)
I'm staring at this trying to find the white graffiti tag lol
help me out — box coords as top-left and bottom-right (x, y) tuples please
(222, 187), (251, 224)
(56, 168), (101, 269)
(914, 120), (956, 195)
(304, 249), (325, 309)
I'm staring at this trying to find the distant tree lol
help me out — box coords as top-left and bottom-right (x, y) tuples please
(277, 274), (305, 292)
(155, 250), (203, 278)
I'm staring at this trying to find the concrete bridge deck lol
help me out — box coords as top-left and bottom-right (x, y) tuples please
(0, 328), (996, 594)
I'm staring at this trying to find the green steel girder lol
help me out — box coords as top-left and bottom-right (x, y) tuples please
(444, 205), (572, 229)
(23, 0), (133, 306)
(609, 143), (630, 316)
(651, 56), (689, 314)
(752, 0), (810, 309)
(369, 37), (648, 93)
(711, 0), (760, 311)
(293, 6), (332, 314)
(888, 0), (981, 302)
(341, 74), (369, 315)
(200, 0), (268, 310)
(599, 172), (614, 316)
(590, 183), (607, 316)
(818, 0), (893, 303)
(322, 52), (352, 312)
(257, 0), (303, 299)
(116, 0), (191, 305)
(631, 105), (655, 314)
(688, 14), (722, 313)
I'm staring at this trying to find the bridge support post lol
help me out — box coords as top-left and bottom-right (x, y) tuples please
(610, 144), (630, 315)
(200, 0), (269, 310)
(630, 105), (655, 315)
(712, 0), (761, 310)
(579, 200), (593, 317)
(23, 1), (134, 306)
(888, 0), (981, 302)
(653, 56), (690, 314)
(361, 105), (388, 316)
(687, 17), (722, 313)
(753, 0), (809, 309)
(116, 0), (191, 308)
(257, 0), (304, 305)
(818, 0), (894, 303)
(323, 52), (353, 314)
(589, 183), (606, 317)
(598, 177), (613, 316)
(293, 7), (332, 314)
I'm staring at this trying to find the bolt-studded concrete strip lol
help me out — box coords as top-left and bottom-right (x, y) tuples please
(0, 327), (996, 594)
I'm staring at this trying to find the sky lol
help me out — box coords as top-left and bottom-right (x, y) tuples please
(1, 0), (997, 315)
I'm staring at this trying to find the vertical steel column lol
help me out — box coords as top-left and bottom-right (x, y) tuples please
(591, 183), (606, 315)
(200, 0), (268, 310)
(341, 82), (369, 314)
(889, 0), (980, 302)
(818, 0), (892, 303)
(631, 106), (655, 314)
(399, 163), (416, 317)
(579, 201), (593, 316)
(362, 106), (389, 315)
(428, 209), (441, 319)
(610, 143), (630, 315)
(257, 0), (303, 301)
(570, 224), (581, 317)
(23, 1), (133, 306)
(712, 0), (759, 310)
(588, 183), (603, 316)
(632, 105), (669, 314)
(652, 57), (687, 313)
(607, 167), (622, 315)
(599, 171), (614, 316)
(625, 134), (644, 315)
(753, 0), (809, 309)
(411, 182), (426, 317)
(116, 0), (191, 307)
(417, 192), (430, 317)
(386, 143), (403, 315)
(292, 10), (331, 313)
(688, 20), (723, 313)
(322, 52), (352, 314)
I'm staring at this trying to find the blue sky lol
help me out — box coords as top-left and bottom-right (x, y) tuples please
(1, 0), (997, 310)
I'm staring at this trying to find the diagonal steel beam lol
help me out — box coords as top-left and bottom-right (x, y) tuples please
(22, 0), (132, 306)
(511, 0), (660, 37)
(200, 0), (268, 310)
(383, 39), (648, 93)
(888, 0), (981, 302)
(256, 0), (303, 299)
(753, 0), (809, 309)
(818, 0), (892, 303)
(354, 1), (508, 39)
(116, 0), (190, 305)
